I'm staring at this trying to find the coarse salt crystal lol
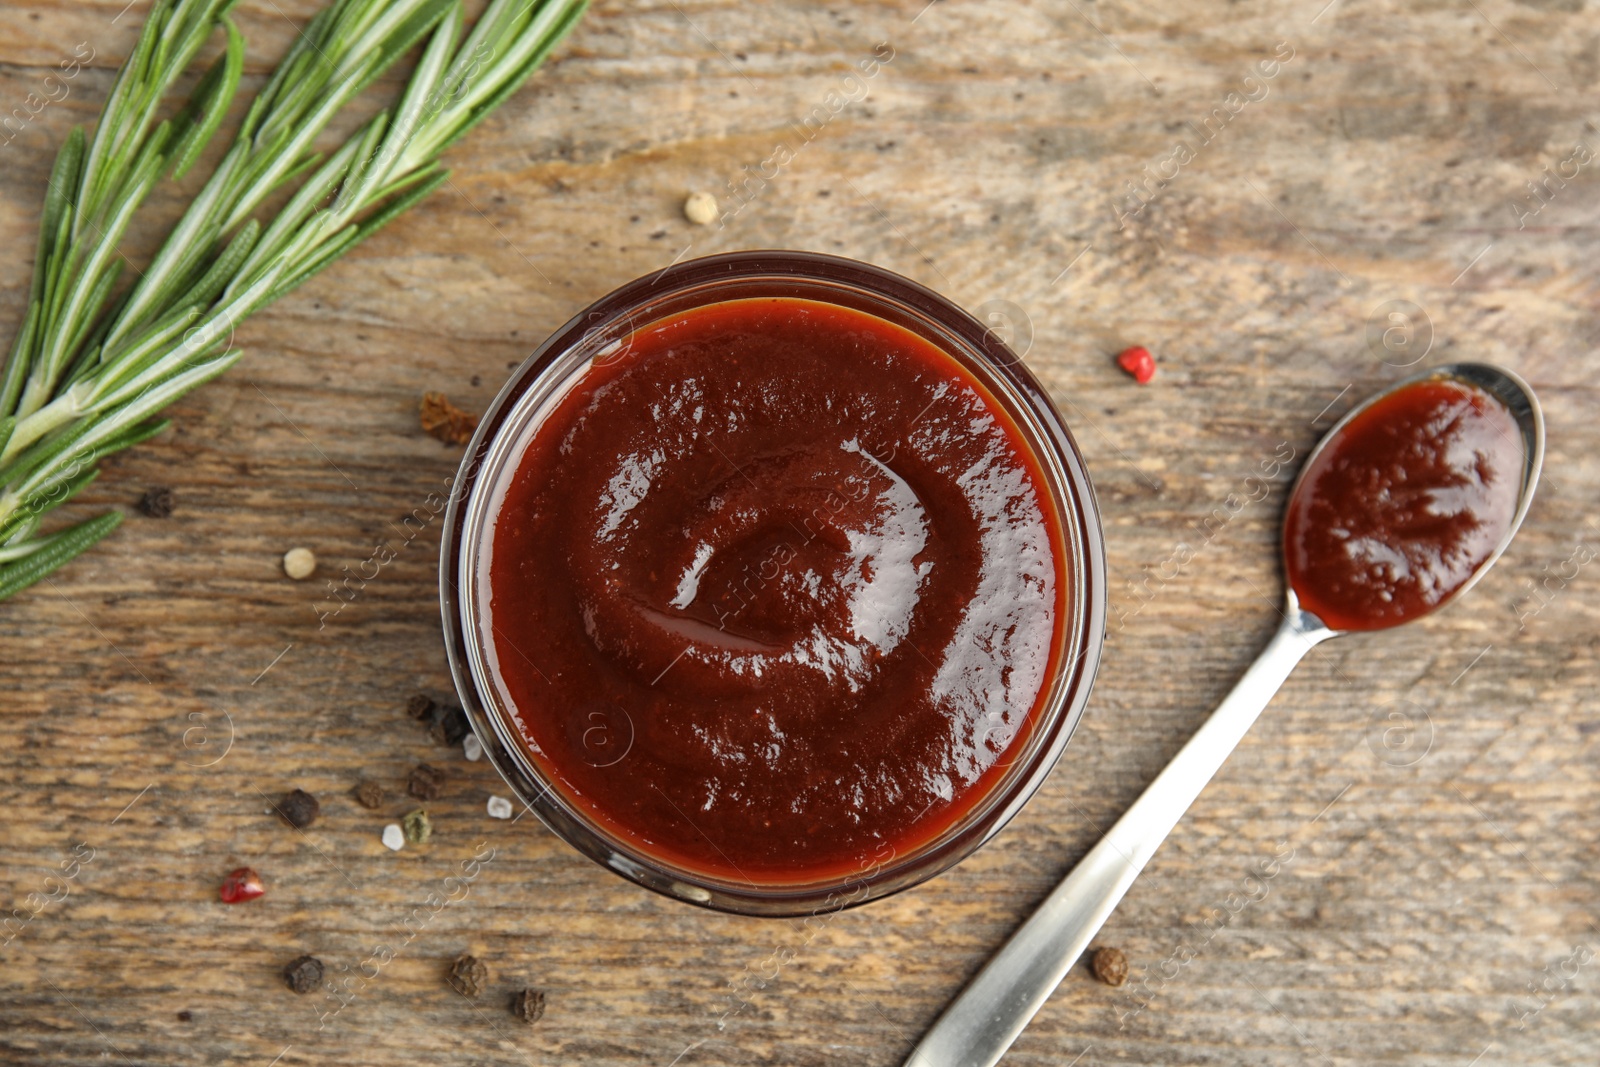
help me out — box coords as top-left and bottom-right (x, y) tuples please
(486, 795), (513, 819)
(463, 734), (483, 761)
(381, 824), (405, 851)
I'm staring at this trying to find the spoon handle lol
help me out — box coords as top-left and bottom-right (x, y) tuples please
(903, 607), (1335, 1067)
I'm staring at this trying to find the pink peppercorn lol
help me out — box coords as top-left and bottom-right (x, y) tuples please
(1116, 345), (1156, 384)
(219, 867), (265, 903)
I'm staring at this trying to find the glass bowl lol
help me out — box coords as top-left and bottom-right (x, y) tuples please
(439, 250), (1106, 916)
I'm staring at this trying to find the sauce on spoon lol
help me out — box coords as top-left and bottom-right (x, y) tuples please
(1284, 378), (1524, 631)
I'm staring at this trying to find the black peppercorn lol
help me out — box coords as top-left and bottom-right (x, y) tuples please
(408, 763), (445, 801)
(284, 955), (324, 994)
(448, 954), (488, 997)
(429, 704), (470, 746)
(138, 487), (176, 518)
(1091, 946), (1129, 987)
(352, 780), (384, 810)
(510, 988), (545, 1023)
(275, 788), (320, 829)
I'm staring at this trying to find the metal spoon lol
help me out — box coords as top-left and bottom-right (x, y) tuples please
(902, 362), (1545, 1067)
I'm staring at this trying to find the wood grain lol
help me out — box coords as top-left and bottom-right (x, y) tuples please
(2, 1), (1598, 1065)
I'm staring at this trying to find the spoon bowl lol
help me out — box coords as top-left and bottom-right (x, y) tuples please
(1282, 361), (1545, 633)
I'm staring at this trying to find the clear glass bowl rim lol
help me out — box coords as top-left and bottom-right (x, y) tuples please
(439, 249), (1107, 917)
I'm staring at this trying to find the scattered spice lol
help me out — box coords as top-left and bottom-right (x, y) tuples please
(683, 190), (719, 226)
(510, 988), (546, 1024)
(275, 788), (320, 829)
(402, 808), (432, 844)
(463, 734), (484, 761)
(283, 546), (317, 580)
(219, 866), (265, 903)
(381, 824), (405, 851)
(486, 795), (513, 819)
(137, 486), (175, 518)
(420, 391), (479, 445)
(1115, 345), (1156, 385)
(1091, 946), (1129, 987)
(429, 704), (470, 746)
(409, 693), (468, 745)
(353, 780), (384, 810)
(448, 954), (489, 997)
(408, 763), (445, 800)
(283, 955), (325, 994)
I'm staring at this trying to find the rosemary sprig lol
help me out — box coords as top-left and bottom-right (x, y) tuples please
(0, 0), (586, 600)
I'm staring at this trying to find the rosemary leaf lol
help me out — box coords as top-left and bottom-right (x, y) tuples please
(0, 511), (123, 601)
(0, 0), (588, 601)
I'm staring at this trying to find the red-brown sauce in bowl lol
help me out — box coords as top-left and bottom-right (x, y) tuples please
(1284, 378), (1524, 631)
(481, 297), (1069, 883)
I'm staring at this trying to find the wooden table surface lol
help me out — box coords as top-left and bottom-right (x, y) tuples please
(3, 1), (1598, 1064)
